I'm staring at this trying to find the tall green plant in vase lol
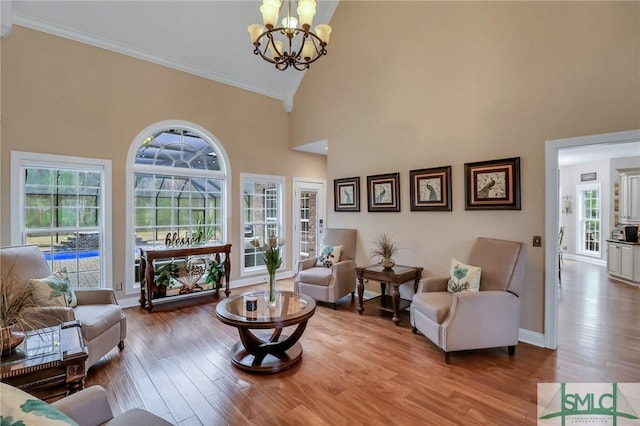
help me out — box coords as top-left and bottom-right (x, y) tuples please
(250, 235), (284, 307)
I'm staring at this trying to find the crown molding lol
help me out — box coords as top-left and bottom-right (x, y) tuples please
(12, 12), (287, 103)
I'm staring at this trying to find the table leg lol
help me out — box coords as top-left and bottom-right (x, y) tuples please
(145, 260), (155, 312)
(392, 283), (401, 326)
(139, 258), (147, 309)
(231, 321), (309, 373)
(224, 256), (231, 297)
(357, 276), (365, 314)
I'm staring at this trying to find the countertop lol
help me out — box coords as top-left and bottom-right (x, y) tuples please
(606, 239), (640, 246)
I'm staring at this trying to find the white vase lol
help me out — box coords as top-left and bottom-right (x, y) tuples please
(381, 258), (395, 270)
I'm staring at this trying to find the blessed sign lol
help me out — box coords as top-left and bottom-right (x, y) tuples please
(165, 231), (204, 247)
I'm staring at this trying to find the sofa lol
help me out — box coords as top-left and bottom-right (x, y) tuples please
(0, 245), (126, 368)
(0, 382), (172, 426)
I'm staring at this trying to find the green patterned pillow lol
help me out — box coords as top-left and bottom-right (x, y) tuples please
(30, 268), (78, 308)
(447, 258), (481, 293)
(0, 382), (79, 425)
(316, 245), (343, 268)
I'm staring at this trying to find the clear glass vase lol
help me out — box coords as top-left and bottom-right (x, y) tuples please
(266, 272), (277, 308)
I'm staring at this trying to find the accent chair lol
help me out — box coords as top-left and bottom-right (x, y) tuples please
(0, 245), (126, 369)
(294, 228), (357, 309)
(410, 237), (527, 363)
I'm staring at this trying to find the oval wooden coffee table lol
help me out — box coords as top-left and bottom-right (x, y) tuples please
(215, 291), (316, 374)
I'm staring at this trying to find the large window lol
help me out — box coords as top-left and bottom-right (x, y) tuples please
(241, 174), (285, 274)
(128, 122), (229, 292)
(11, 152), (112, 288)
(577, 183), (601, 257)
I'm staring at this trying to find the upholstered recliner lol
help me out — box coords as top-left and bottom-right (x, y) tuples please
(0, 245), (126, 368)
(410, 237), (527, 363)
(294, 228), (357, 309)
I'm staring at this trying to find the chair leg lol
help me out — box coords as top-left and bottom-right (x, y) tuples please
(444, 352), (451, 364)
(332, 303), (337, 310)
(350, 291), (355, 301)
(508, 345), (516, 356)
(118, 341), (125, 351)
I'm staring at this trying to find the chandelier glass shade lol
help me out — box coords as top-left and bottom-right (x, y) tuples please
(248, 0), (332, 71)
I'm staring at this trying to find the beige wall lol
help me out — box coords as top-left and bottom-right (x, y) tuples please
(0, 26), (327, 298)
(292, 2), (640, 333)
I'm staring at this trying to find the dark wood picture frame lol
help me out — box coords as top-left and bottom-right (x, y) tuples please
(367, 173), (400, 212)
(464, 157), (521, 210)
(334, 177), (360, 212)
(409, 166), (452, 211)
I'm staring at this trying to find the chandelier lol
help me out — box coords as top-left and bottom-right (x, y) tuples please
(247, 0), (332, 71)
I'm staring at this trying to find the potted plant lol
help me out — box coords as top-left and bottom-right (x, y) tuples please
(370, 232), (399, 270)
(153, 261), (178, 298)
(205, 258), (225, 290)
(0, 268), (41, 355)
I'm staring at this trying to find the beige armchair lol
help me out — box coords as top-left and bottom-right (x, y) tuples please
(0, 245), (126, 369)
(294, 228), (357, 309)
(410, 237), (527, 363)
(0, 382), (172, 426)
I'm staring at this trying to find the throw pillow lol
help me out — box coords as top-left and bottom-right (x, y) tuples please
(0, 382), (79, 426)
(31, 267), (78, 308)
(447, 258), (481, 293)
(316, 245), (343, 268)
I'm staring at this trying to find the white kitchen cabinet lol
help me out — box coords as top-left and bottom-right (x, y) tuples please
(607, 240), (640, 284)
(620, 172), (640, 223)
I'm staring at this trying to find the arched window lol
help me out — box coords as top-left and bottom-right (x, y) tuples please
(126, 121), (230, 293)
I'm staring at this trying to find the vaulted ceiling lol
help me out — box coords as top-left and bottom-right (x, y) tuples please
(6, 0), (339, 113)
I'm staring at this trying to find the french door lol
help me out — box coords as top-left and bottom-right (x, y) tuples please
(292, 179), (325, 270)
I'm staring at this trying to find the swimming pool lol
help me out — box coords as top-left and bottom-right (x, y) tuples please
(43, 250), (100, 261)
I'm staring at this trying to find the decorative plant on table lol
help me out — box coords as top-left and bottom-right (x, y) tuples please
(370, 232), (399, 270)
(205, 258), (225, 290)
(154, 261), (178, 298)
(250, 235), (285, 307)
(0, 267), (42, 355)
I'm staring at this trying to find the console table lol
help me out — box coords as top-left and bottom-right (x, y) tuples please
(139, 244), (232, 311)
(356, 264), (423, 325)
(1, 321), (88, 401)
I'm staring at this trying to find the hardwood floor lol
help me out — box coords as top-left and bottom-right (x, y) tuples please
(83, 261), (639, 425)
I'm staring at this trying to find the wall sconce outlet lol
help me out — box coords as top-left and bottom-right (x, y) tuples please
(533, 236), (542, 247)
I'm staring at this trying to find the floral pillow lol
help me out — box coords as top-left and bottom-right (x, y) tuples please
(316, 245), (343, 268)
(30, 267), (78, 308)
(0, 382), (79, 426)
(447, 258), (481, 293)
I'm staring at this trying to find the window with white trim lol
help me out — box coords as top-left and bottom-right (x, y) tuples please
(576, 183), (601, 257)
(241, 174), (285, 273)
(128, 123), (229, 291)
(11, 152), (112, 288)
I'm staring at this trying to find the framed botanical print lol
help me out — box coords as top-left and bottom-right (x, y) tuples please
(464, 157), (521, 210)
(409, 166), (452, 211)
(334, 177), (360, 212)
(367, 173), (400, 212)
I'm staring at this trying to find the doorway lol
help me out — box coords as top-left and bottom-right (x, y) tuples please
(292, 178), (326, 271)
(544, 129), (640, 349)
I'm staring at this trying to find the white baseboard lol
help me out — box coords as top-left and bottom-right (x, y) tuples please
(519, 328), (545, 348)
(562, 253), (606, 267)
